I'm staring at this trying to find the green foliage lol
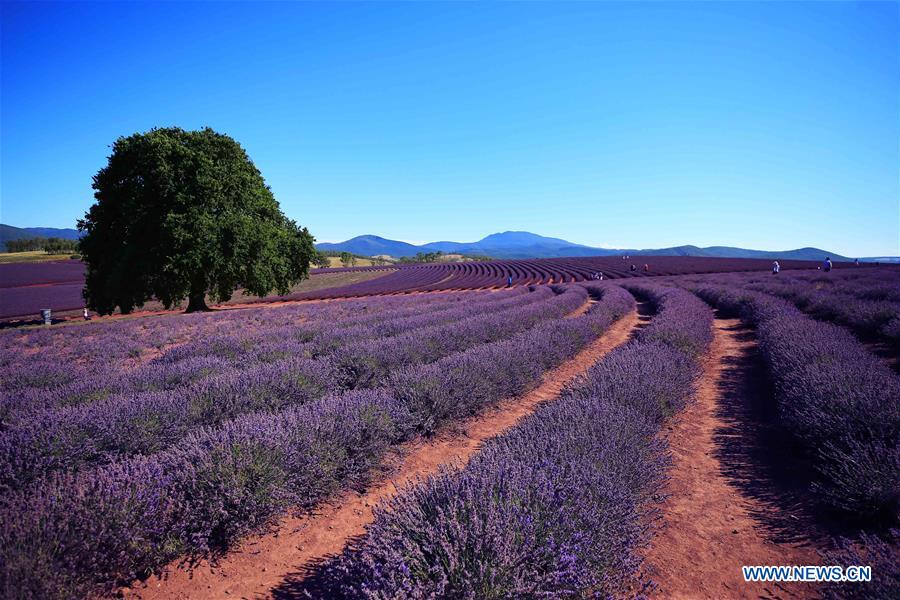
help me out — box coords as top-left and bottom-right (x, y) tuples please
(43, 238), (79, 254)
(339, 251), (354, 267)
(311, 251), (331, 269)
(4, 237), (78, 254)
(78, 127), (315, 314)
(4, 238), (43, 252)
(397, 251), (444, 264)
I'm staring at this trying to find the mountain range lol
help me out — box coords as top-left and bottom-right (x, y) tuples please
(317, 231), (859, 261)
(3, 224), (890, 262)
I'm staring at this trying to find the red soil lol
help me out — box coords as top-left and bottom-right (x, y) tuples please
(130, 308), (640, 600)
(643, 317), (823, 599)
(565, 297), (596, 319)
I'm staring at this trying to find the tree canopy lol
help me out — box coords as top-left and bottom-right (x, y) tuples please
(79, 127), (315, 314)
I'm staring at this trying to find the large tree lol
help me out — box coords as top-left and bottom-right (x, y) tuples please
(79, 127), (315, 314)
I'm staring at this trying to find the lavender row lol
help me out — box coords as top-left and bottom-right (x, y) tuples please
(659, 269), (900, 350)
(622, 282), (715, 357)
(0, 288), (499, 387)
(151, 285), (549, 365)
(0, 288), (542, 418)
(744, 279), (900, 348)
(693, 285), (899, 524)
(329, 285), (589, 389)
(1, 288), (555, 426)
(768, 269), (900, 303)
(314, 285), (712, 598)
(0, 285), (632, 599)
(389, 283), (636, 435)
(0, 356), (333, 493)
(0, 288), (568, 491)
(3, 288), (544, 421)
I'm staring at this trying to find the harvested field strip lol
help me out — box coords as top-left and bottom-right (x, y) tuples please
(133, 307), (641, 600)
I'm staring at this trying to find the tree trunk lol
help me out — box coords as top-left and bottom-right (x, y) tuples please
(186, 292), (211, 313)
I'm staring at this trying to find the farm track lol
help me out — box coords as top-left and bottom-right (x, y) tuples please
(565, 296), (595, 318)
(131, 307), (641, 600)
(644, 316), (824, 599)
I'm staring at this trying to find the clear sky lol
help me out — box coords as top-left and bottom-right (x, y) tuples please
(2, 1), (898, 256)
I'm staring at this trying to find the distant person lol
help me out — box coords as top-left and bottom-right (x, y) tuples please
(82, 307), (91, 321)
(630, 264), (637, 272)
(643, 263), (649, 272)
(823, 257), (832, 272)
(772, 261), (780, 274)
(599, 271), (604, 281)
(507, 275), (513, 288)
(854, 258), (860, 266)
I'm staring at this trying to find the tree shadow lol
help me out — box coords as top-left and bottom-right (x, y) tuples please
(269, 548), (351, 599)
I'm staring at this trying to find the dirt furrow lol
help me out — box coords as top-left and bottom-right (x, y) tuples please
(643, 316), (823, 599)
(565, 296), (595, 318)
(132, 308), (640, 600)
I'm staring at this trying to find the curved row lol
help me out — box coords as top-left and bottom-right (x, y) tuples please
(1, 256), (854, 319)
(292, 256), (844, 300)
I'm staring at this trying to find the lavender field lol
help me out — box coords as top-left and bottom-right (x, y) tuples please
(0, 255), (835, 321)
(1, 269), (897, 599)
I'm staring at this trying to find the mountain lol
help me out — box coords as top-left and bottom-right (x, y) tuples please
(317, 231), (855, 261)
(423, 231), (596, 257)
(4, 225), (866, 261)
(620, 245), (850, 261)
(1, 224), (82, 250)
(316, 235), (423, 257)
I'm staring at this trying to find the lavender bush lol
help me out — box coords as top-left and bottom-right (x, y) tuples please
(818, 530), (899, 599)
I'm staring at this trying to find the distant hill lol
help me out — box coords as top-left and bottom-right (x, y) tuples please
(860, 256), (900, 264)
(317, 230), (855, 261)
(4, 225), (873, 262)
(316, 235), (423, 257)
(424, 231), (597, 258)
(1, 224), (81, 250)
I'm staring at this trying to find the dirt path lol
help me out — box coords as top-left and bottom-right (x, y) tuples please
(566, 297), (595, 318)
(132, 308), (640, 600)
(643, 317), (822, 599)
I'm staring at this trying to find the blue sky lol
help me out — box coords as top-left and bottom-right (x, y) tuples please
(2, 1), (897, 256)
